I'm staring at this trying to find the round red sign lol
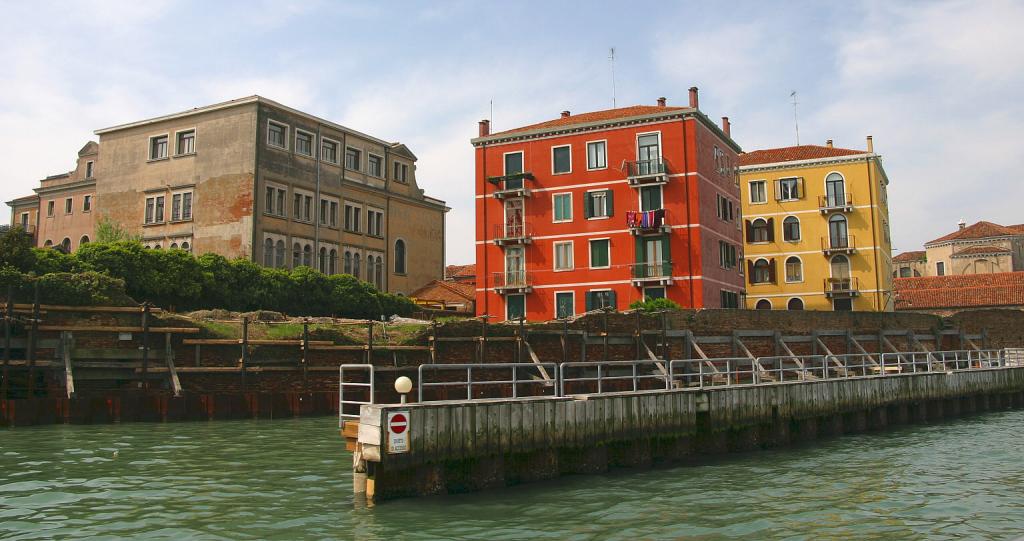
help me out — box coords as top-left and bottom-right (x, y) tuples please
(390, 413), (408, 434)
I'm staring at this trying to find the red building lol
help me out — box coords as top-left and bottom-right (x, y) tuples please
(472, 88), (745, 321)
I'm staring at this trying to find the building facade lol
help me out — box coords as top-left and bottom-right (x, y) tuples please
(739, 139), (893, 311)
(5, 96), (448, 295)
(472, 88), (745, 321)
(914, 221), (1024, 277)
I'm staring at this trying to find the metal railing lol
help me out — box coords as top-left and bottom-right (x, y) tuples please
(338, 364), (375, 423)
(631, 261), (672, 280)
(818, 193), (853, 211)
(418, 362), (559, 402)
(625, 159), (667, 180)
(822, 235), (856, 253)
(559, 360), (673, 396)
(824, 277), (860, 296)
(492, 270), (532, 290)
(494, 222), (533, 242)
(626, 209), (668, 233)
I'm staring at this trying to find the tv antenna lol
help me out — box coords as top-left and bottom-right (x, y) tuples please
(790, 90), (800, 145)
(609, 47), (617, 108)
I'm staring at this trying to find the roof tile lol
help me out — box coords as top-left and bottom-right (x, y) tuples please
(894, 272), (1024, 309)
(926, 221), (1020, 245)
(739, 145), (865, 166)
(488, 105), (688, 137)
(893, 250), (926, 263)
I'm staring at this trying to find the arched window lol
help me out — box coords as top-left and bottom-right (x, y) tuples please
(787, 298), (804, 311)
(974, 259), (991, 274)
(329, 249), (338, 275)
(830, 254), (850, 279)
(293, 243), (302, 268)
(825, 172), (846, 207)
(344, 251), (352, 275)
(782, 216), (800, 242)
(366, 255), (375, 283)
(828, 214), (849, 249)
(153, 244), (161, 250)
(170, 242), (179, 250)
(319, 247), (327, 273)
(784, 256), (802, 283)
(394, 239), (406, 274)
(181, 241), (190, 252)
(44, 239), (53, 247)
(302, 244), (312, 267)
(751, 218), (769, 243)
(375, 256), (384, 288)
(60, 238), (71, 253)
(264, 238), (275, 267)
(80, 235), (90, 247)
(755, 299), (772, 310)
(752, 258), (773, 284)
(353, 253), (361, 278)
(275, 240), (285, 268)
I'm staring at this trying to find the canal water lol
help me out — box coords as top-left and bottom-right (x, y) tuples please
(2, 411), (1023, 540)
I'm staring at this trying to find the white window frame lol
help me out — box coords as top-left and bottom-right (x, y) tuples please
(784, 255), (804, 284)
(553, 290), (575, 319)
(635, 131), (663, 161)
(320, 194), (340, 228)
(82, 195), (92, 213)
(588, 237), (611, 269)
(589, 288), (614, 310)
(782, 215), (801, 243)
(755, 298), (773, 310)
(642, 286), (666, 301)
(752, 257), (772, 284)
(502, 150), (524, 175)
(553, 240), (574, 272)
(586, 189), (610, 220)
(294, 128), (315, 158)
(586, 139), (608, 171)
(787, 297), (805, 311)
(551, 144), (572, 175)
(552, 192), (573, 223)
(367, 153), (384, 178)
(777, 177), (800, 201)
(345, 146), (363, 171)
(170, 189), (194, 222)
(148, 133), (170, 161)
(267, 120), (289, 149)
(637, 184), (664, 212)
(321, 137), (341, 164)
(750, 217), (770, 244)
(749, 180), (767, 204)
(174, 128), (197, 156)
(64, 197), (73, 215)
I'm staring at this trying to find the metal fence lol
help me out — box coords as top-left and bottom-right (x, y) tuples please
(417, 362), (558, 402)
(338, 364), (374, 423)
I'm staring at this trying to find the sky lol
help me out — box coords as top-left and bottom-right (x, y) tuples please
(1, 0), (1022, 265)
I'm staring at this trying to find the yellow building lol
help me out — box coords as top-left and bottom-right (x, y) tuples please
(738, 137), (893, 311)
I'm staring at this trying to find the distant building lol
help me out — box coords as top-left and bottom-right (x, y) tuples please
(739, 138), (894, 312)
(444, 263), (477, 284)
(410, 279), (476, 314)
(471, 88), (744, 321)
(918, 220), (1024, 276)
(892, 250), (927, 278)
(894, 272), (1024, 315)
(5, 96), (448, 295)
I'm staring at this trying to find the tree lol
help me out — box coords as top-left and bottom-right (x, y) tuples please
(0, 226), (37, 272)
(94, 215), (140, 243)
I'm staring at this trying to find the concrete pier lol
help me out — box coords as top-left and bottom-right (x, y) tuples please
(353, 367), (1024, 502)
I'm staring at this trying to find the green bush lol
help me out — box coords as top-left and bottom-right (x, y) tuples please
(0, 226), (36, 272)
(36, 272), (135, 306)
(629, 297), (682, 312)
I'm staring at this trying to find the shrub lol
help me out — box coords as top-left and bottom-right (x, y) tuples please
(32, 248), (89, 275)
(629, 297), (682, 312)
(0, 226), (37, 272)
(36, 272), (135, 306)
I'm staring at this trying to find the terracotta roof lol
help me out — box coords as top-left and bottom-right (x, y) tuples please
(894, 272), (1024, 310)
(926, 221), (1021, 245)
(445, 263), (477, 281)
(1008, 224), (1024, 233)
(409, 280), (476, 305)
(893, 250), (926, 263)
(951, 245), (1012, 257)
(739, 145), (865, 166)
(488, 105), (688, 137)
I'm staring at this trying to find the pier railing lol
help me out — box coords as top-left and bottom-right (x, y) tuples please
(339, 364), (375, 422)
(417, 362), (558, 402)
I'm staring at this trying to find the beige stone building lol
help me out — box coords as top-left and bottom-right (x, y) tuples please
(6, 96), (448, 295)
(893, 220), (1024, 278)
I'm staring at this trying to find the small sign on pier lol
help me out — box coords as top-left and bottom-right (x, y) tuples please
(387, 411), (409, 453)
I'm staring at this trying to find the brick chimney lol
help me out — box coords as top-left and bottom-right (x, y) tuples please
(478, 119), (490, 137)
(958, 219), (967, 230)
(657, 97), (667, 107)
(561, 110), (570, 118)
(866, 135), (874, 153)
(688, 87), (699, 109)
(826, 139), (833, 148)
(721, 116), (731, 137)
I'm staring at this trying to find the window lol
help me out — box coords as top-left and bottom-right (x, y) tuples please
(785, 256), (803, 283)
(554, 241), (574, 271)
(83, 195), (92, 212)
(320, 199), (329, 225)
(825, 173), (846, 207)
(782, 216), (800, 242)
(329, 249), (338, 275)
(750, 258), (774, 284)
(713, 146), (729, 176)
(394, 239), (406, 274)
(828, 215), (849, 249)
(150, 135), (168, 160)
(755, 299), (772, 310)
(176, 130), (195, 155)
(504, 152), (524, 175)
(19, 213), (28, 227)
(264, 185), (286, 217)
(936, 261), (945, 276)
(47, 201), (54, 217)
(586, 141), (607, 170)
(639, 185), (662, 211)
(552, 145), (571, 174)
(345, 147), (362, 170)
(553, 193), (572, 222)
(776, 177), (801, 201)
(368, 155), (383, 177)
(80, 236), (90, 246)
(275, 240), (285, 268)
(637, 133), (660, 165)
(85, 161), (94, 178)
(330, 201), (338, 227)
(268, 121), (287, 148)
(321, 138), (339, 163)
(555, 292), (575, 319)
(353, 253), (361, 278)
(319, 247), (328, 273)
(899, 267), (912, 278)
(172, 194), (182, 221)
(584, 190), (613, 219)
(60, 238), (71, 253)
(344, 251), (352, 274)
(64, 198), (73, 214)
(344, 203), (362, 232)
(749, 180), (766, 204)
(374, 255), (384, 288)
(749, 218), (771, 243)
(393, 162), (409, 182)
(587, 290), (616, 311)
(643, 287), (665, 301)
(367, 209), (384, 237)
(293, 243), (302, 268)
(716, 194), (735, 222)
(788, 298), (804, 311)
(833, 298), (853, 311)
(720, 290), (740, 309)
(302, 244), (313, 267)
(264, 238), (274, 267)
(506, 294), (526, 321)
(719, 241), (737, 269)
(589, 239), (610, 268)
(144, 196), (165, 224)
(295, 130), (313, 157)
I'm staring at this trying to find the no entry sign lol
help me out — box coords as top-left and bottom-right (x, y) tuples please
(387, 410), (410, 453)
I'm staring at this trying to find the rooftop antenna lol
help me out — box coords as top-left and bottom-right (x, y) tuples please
(790, 90), (800, 145)
(489, 99), (493, 128)
(609, 47), (617, 108)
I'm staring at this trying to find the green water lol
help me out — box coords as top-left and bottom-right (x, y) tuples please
(2, 412), (1023, 540)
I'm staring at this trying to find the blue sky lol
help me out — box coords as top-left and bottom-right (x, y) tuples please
(2, 0), (1022, 264)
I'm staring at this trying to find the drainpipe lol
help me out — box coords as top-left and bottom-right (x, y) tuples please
(384, 146), (391, 292)
(681, 118), (696, 308)
(314, 123), (322, 270)
(865, 141), (880, 311)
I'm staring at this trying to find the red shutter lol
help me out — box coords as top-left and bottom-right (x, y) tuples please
(797, 177), (805, 199)
(768, 258), (777, 283)
(744, 220), (753, 242)
(746, 259), (755, 279)
(766, 217), (775, 242)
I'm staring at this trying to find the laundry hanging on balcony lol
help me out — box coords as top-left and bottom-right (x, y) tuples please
(626, 209), (665, 229)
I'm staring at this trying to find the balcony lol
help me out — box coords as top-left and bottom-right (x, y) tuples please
(818, 194), (854, 214)
(493, 223), (533, 246)
(821, 235), (856, 255)
(625, 159), (668, 186)
(631, 261), (673, 286)
(492, 271), (533, 294)
(824, 277), (860, 298)
(626, 209), (669, 235)
(487, 173), (535, 199)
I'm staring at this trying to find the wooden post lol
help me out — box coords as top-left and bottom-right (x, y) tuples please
(2, 287), (11, 400)
(683, 329), (692, 361)
(27, 281), (39, 396)
(480, 317), (488, 364)
(164, 333), (181, 397)
(302, 320), (310, 388)
(240, 316), (249, 391)
(731, 330), (739, 358)
(429, 320), (438, 364)
(634, 311), (641, 361)
(141, 303), (151, 389)
(62, 331), (75, 399)
(773, 331), (782, 357)
(602, 311), (609, 362)
(517, 317), (524, 364)
(366, 321), (373, 365)
(660, 312), (668, 361)
(581, 320), (588, 363)
(811, 330), (819, 356)
(561, 320), (568, 365)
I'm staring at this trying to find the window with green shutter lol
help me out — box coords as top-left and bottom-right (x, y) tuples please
(585, 190), (613, 218)
(640, 185), (662, 211)
(553, 193), (572, 222)
(589, 239), (610, 268)
(555, 292), (574, 318)
(586, 290), (616, 311)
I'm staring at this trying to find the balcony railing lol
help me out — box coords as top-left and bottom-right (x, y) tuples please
(492, 271), (533, 293)
(818, 194), (854, 213)
(626, 209), (669, 235)
(493, 223), (533, 245)
(625, 159), (668, 186)
(631, 261), (673, 285)
(487, 172), (535, 199)
(824, 277), (860, 297)
(821, 235), (856, 255)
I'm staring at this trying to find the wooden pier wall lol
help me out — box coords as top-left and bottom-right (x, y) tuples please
(355, 367), (1024, 502)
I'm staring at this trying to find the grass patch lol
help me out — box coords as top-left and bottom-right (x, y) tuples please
(197, 320), (239, 338)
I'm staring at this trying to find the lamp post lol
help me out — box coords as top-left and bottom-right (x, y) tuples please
(394, 376), (413, 404)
